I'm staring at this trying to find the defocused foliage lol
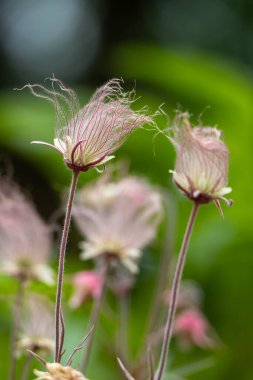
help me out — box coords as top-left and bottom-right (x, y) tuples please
(1, 1), (253, 379)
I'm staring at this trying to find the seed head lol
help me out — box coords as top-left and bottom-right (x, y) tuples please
(169, 112), (232, 212)
(34, 362), (87, 380)
(20, 77), (154, 172)
(16, 294), (54, 356)
(73, 173), (162, 273)
(0, 180), (53, 284)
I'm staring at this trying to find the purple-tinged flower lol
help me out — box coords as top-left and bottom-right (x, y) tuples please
(69, 270), (103, 309)
(0, 180), (54, 284)
(174, 309), (214, 349)
(16, 294), (54, 356)
(21, 78), (154, 172)
(34, 363), (87, 380)
(168, 112), (232, 211)
(73, 174), (162, 273)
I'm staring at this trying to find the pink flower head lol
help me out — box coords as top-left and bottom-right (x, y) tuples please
(174, 309), (214, 349)
(20, 77), (154, 172)
(73, 173), (162, 273)
(16, 293), (54, 356)
(69, 270), (103, 308)
(0, 180), (54, 284)
(169, 112), (232, 213)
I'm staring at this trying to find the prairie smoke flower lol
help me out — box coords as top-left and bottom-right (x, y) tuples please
(174, 309), (214, 349)
(69, 270), (103, 308)
(16, 294), (54, 356)
(73, 175), (162, 273)
(34, 363), (87, 380)
(169, 112), (232, 210)
(0, 181), (53, 284)
(21, 77), (154, 172)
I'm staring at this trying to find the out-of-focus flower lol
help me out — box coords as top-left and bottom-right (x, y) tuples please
(169, 112), (232, 209)
(34, 362), (87, 380)
(174, 309), (214, 349)
(16, 294), (54, 356)
(165, 280), (203, 310)
(21, 78), (154, 172)
(0, 180), (54, 284)
(73, 174), (162, 273)
(69, 270), (103, 308)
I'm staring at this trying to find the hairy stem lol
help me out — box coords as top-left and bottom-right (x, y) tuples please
(9, 279), (25, 380)
(81, 258), (110, 372)
(155, 202), (199, 380)
(55, 169), (80, 362)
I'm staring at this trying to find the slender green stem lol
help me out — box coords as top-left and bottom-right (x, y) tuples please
(55, 169), (80, 362)
(9, 280), (25, 380)
(20, 354), (32, 380)
(155, 202), (199, 380)
(119, 295), (130, 364)
(81, 258), (110, 372)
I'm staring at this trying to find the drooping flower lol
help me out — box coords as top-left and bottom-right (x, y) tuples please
(34, 363), (87, 380)
(16, 293), (54, 356)
(73, 173), (162, 273)
(0, 180), (54, 284)
(174, 309), (214, 349)
(168, 112), (232, 211)
(20, 77), (154, 172)
(69, 270), (103, 308)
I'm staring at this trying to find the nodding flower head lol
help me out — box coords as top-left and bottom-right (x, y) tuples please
(174, 309), (214, 349)
(34, 363), (87, 380)
(0, 179), (53, 284)
(73, 173), (163, 273)
(69, 270), (103, 309)
(20, 77), (155, 172)
(169, 112), (232, 213)
(16, 294), (54, 356)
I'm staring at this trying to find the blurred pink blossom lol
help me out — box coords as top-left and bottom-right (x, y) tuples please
(16, 293), (54, 356)
(69, 270), (103, 308)
(0, 180), (54, 284)
(73, 174), (163, 273)
(21, 78), (155, 172)
(174, 309), (214, 349)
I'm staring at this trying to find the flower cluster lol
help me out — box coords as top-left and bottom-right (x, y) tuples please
(73, 174), (163, 273)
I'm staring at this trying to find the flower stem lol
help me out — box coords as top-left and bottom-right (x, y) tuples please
(20, 354), (32, 380)
(119, 295), (130, 364)
(55, 169), (80, 362)
(81, 257), (110, 372)
(155, 202), (199, 380)
(9, 279), (25, 380)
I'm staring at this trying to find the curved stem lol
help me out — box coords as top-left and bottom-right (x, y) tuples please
(55, 169), (80, 362)
(81, 258), (110, 372)
(155, 202), (199, 380)
(9, 279), (25, 380)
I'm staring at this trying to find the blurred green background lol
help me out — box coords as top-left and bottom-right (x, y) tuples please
(1, 0), (253, 379)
